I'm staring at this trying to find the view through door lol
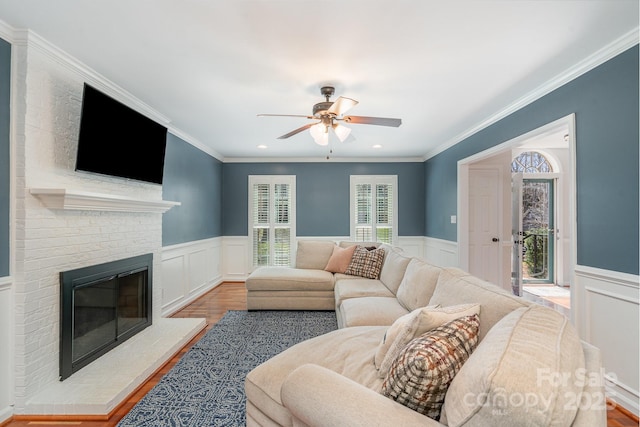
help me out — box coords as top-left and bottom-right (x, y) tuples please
(521, 178), (555, 284)
(460, 115), (574, 318)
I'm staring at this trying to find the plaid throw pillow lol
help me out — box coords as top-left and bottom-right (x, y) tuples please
(381, 314), (480, 420)
(344, 245), (385, 279)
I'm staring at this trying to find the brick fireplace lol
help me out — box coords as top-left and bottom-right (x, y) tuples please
(11, 32), (204, 415)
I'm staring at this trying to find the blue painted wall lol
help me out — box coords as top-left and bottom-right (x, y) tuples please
(162, 133), (223, 245)
(0, 39), (10, 277)
(222, 162), (425, 237)
(425, 45), (639, 275)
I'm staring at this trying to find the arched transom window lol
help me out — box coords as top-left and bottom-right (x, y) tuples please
(511, 151), (553, 173)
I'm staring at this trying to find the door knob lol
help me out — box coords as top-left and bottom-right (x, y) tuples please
(492, 237), (499, 242)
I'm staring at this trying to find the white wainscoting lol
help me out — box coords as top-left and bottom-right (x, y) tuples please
(221, 236), (251, 281)
(161, 237), (223, 317)
(424, 237), (459, 267)
(220, 236), (448, 281)
(396, 236), (426, 259)
(574, 265), (639, 416)
(0, 276), (14, 424)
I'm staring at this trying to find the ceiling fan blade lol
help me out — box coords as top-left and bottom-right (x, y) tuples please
(258, 113), (314, 119)
(327, 96), (358, 116)
(343, 116), (402, 127)
(277, 122), (317, 139)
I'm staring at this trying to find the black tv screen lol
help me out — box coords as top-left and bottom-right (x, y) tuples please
(76, 84), (168, 184)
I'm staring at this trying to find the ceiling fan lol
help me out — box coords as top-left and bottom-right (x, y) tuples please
(258, 86), (402, 146)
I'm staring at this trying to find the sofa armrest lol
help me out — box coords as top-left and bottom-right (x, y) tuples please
(281, 364), (443, 427)
(571, 341), (607, 426)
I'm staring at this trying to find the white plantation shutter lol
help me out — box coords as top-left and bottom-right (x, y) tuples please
(376, 183), (393, 244)
(354, 183), (373, 241)
(273, 183), (292, 266)
(350, 176), (397, 244)
(252, 183), (270, 266)
(249, 176), (296, 268)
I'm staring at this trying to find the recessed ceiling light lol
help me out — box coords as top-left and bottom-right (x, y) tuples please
(257, 144), (268, 149)
(372, 144), (382, 149)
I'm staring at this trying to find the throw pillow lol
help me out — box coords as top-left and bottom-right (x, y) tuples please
(381, 314), (480, 420)
(374, 303), (480, 377)
(344, 245), (385, 279)
(324, 244), (357, 273)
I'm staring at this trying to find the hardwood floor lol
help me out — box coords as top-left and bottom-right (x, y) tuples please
(2, 281), (637, 427)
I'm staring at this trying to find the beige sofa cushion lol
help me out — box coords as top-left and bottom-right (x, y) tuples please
(295, 240), (336, 269)
(339, 241), (380, 249)
(245, 267), (334, 291)
(442, 305), (585, 426)
(334, 278), (394, 306)
(378, 244), (412, 293)
(245, 326), (387, 426)
(339, 297), (409, 327)
(396, 258), (442, 311)
(429, 268), (530, 341)
(374, 303), (480, 376)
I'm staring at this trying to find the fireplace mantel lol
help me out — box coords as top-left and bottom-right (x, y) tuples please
(30, 188), (181, 213)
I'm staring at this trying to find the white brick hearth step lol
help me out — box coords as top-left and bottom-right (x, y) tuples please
(24, 317), (206, 416)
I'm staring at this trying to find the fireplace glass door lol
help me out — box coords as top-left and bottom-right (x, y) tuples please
(60, 254), (152, 380)
(73, 277), (117, 364)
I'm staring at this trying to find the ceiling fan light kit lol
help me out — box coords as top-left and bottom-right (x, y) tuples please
(258, 86), (402, 154)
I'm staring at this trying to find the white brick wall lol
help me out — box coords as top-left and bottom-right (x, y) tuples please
(12, 34), (165, 412)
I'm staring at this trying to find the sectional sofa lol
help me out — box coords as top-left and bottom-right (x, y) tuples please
(244, 240), (606, 426)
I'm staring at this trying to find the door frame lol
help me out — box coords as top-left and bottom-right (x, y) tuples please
(457, 114), (577, 300)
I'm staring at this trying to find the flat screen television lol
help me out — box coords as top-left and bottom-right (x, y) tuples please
(76, 84), (168, 185)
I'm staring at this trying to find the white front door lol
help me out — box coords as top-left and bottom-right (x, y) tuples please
(468, 168), (501, 285)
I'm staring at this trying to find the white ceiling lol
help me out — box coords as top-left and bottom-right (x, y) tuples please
(0, 1), (638, 161)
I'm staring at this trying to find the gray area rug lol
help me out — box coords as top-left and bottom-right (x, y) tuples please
(118, 310), (337, 426)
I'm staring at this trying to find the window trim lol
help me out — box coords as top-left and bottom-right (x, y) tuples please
(349, 175), (398, 244)
(248, 175), (296, 269)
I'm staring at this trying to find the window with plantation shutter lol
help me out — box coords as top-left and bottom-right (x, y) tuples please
(350, 175), (397, 244)
(249, 176), (296, 268)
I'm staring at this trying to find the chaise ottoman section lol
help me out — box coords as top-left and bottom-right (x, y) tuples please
(246, 266), (335, 310)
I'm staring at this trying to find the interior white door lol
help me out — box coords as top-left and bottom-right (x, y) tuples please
(511, 172), (523, 296)
(468, 168), (501, 285)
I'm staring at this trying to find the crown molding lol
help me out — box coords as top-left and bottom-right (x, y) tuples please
(0, 19), (15, 42)
(4, 18), (636, 165)
(4, 24), (221, 163)
(15, 29), (172, 126)
(168, 129), (224, 162)
(223, 156), (425, 163)
(423, 27), (640, 161)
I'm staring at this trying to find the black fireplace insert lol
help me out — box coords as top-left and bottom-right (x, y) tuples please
(59, 253), (153, 380)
